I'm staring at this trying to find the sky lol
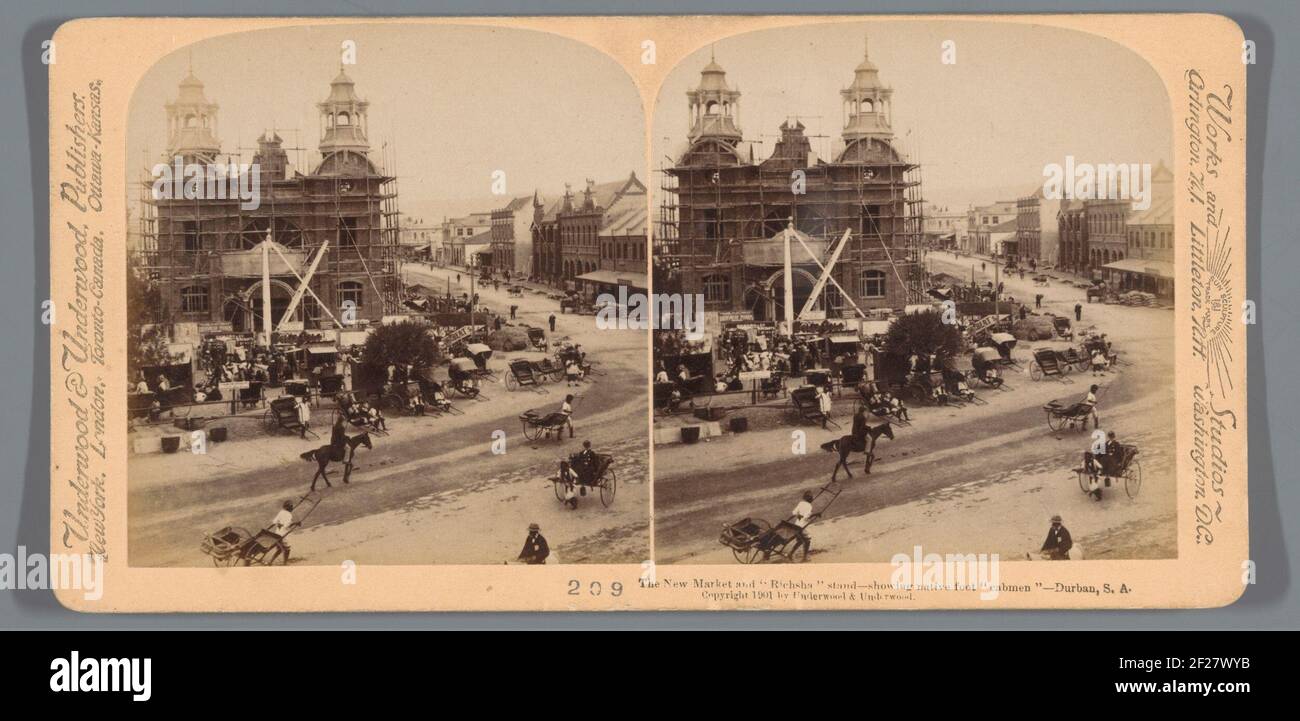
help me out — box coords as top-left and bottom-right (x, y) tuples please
(126, 24), (647, 223)
(652, 20), (1174, 211)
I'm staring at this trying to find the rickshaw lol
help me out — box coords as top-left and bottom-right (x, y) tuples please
(447, 357), (486, 399)
(526, 327), (548, 352)
(464, 343), (497, 381)
(551, 452), (617, 507)
(263, 396), (318, 438)
(1075, 444), (1141, 499)
(1052, 316), (1074, 340)
(1029, 348), (1070, 382)
(381, 381), (433, 414)
(1043, 394), (1099, 431)
(1081, 335), (1121, 368)
(719, 482), (842, 564)
(413, 371), (460, 415)
(966, 347), (1008, 390)
(989, 332), (1019, 365)
(504, 359), (550, 393)
(201, 493), (322, 566)
(519, 403), (574, 441)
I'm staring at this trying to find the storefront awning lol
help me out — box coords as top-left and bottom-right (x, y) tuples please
(575, 270), (648, 290)
(1101, 258), (1174, 280)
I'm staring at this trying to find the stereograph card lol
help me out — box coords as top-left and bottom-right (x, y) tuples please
(47, 14), (1247, 611)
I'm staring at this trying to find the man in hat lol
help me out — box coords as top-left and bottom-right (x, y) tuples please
(517, 523), (550, 565)
(1082, 431), (1122, 501)
(1040, 515), (1073, 560)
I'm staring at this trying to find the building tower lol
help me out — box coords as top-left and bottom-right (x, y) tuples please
(252, 131), (289, 182)
(681, 51), (745, 166)
(165, 64), (221, 163)
(317, 65), (371, 168)
(837, 38), (897, 163)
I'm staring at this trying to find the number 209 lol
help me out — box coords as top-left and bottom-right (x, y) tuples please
(567, 580), (622, 597)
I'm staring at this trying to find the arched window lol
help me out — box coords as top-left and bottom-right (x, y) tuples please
(338, 281), (363, 310)
(862, 269), (886, 298)
(338, 112), (351, 127)
(702, 274), (731, 303)
(184, 114), (196, 128)
(180, 285), (209, 314)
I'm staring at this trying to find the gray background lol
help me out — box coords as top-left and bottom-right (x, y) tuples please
(4, 0), (1294, 630)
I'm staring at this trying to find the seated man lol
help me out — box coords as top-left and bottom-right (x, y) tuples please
(358, 402), (387, 431)
(1090, 348), (1110, 375)
(406, 391), (426, 416)
(516, 523), (550, 565)
(428, 383), (451, 411)
(666, 387), (683, 413)
(570, 440), (598, 485)
(952, 375), (974, 400)
(1081, 431), (1123, 501)
(884, 392), (910, 422)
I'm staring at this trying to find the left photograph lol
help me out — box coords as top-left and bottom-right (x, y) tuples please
(124, 25), (650, 567)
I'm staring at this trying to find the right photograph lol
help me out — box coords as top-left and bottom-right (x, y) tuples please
(651, 21), (1177, 565)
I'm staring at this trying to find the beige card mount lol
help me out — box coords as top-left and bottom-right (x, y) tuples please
(49, 15), (1246, 611)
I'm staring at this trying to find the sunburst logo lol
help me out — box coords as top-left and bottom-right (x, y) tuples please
(1196, 215), (1235, 396)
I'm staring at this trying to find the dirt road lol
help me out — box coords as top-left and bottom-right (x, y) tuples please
(128, 264), (649, 566)
(654, 253), (1176, 564)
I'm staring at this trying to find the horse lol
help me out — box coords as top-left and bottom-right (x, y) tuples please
(300, 432), (372, 490)
(820, 421), (895, 481)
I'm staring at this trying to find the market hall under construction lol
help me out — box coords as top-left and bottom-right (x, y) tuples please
(656, 42), (927, 327)
(133, 64), (403, 349)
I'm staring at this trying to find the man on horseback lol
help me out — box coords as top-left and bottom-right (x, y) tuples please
(822, 407), (893, 482)
(302, 429), (372, 491)
(330, 416), (348, 463)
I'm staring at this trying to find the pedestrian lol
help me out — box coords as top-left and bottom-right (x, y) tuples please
(1040, 515), (1073, 560)
(517, 523), (550, 565)
(295, 395), (311, 439)
(548, 314), (556, 332)
(1074, 302), (1082, 322)
(815, 384), (833, 429)
(981, 262), (986, 273)
(1035, 293), (1043, 309)
(510, 304), (517, 320)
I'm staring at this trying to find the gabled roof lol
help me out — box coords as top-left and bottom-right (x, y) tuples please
(1127, 196), (1174, 226)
